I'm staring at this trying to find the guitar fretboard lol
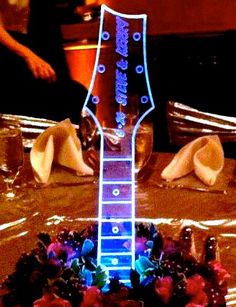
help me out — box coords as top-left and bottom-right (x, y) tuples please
(98, 154), (135, 285)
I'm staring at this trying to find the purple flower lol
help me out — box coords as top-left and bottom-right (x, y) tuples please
(47, 242), (76, 264)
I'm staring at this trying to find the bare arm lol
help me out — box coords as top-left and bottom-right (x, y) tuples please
(0, 25), (56, 82)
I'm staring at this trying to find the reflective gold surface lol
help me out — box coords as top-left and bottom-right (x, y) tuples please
(0, 152), (235, 304)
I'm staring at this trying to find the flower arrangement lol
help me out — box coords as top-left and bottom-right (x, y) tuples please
(0, 223), (230, 306)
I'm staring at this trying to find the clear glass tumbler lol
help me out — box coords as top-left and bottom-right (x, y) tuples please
(80, 109), (154, 181)
(0, 127), (24, 200)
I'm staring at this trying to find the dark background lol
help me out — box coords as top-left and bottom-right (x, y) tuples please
(146, 31), (236, 157)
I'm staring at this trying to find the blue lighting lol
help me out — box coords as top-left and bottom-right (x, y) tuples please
(135, 65), (144, 74)
(112, 188), (120, 196)
(97, 64), (106, 73)
(141, 95), (149, 104)
(133, 32), (141, 41)
(92, 96), (100, 104)
(82, 4), (155, 289)
(112, 258), (119, 265)
(115, 111), (126, 127)
(115, 69), (128, 106)
(115, 129), (126, 137)
(116, 16), (129, 57)
(112, 226), (119, 234)
(116, 59), (128, 70)
(102, 31), (110, 40)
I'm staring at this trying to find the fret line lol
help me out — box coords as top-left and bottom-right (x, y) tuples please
(102, 200), (132, 204)
(101, 235), (132, 240)
(103, 157), (132, 161)
(100, 218), (133, 222)
(106, 266), (132, 270)
(101, 252), (132, 256)
(102, 180), (132, 184)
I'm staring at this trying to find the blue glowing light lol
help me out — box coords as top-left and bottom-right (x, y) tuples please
(112, 258), (119, 265)
(102, 31), (110, 40)
(115, 129), (126, 137)
(92, 96), (100, 104)
(112, 188), (120, 196)
(141, 95), (149, 104)
(115, 70), (128, 106)
(115, 111), (126, 127)
(133, 32), (141, 41)
(116, 16), (129, 57)
(135, 65), (144, 74)
(112, 226), (119, 234)
(82, 4), (155, 289)
(116, 59), (128, 70)
(97, 64), (106, 73)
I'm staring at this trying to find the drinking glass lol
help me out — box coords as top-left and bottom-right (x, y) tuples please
(134, 121), (154, 176)
(0, 127), (24, 200)
(80, 110), (154, 180)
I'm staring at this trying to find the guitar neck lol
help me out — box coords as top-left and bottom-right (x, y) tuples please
(97, 131), (135, 285)
(82, 4), (155, 288)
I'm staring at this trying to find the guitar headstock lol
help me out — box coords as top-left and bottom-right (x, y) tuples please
(83, 4), (155, 139)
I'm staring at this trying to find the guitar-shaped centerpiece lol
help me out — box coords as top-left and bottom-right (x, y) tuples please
(83, 4), (155, 288)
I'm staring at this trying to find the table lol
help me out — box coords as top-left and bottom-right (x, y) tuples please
(0, 152), (235, 304)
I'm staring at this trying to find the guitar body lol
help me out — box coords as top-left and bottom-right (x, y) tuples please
(83, 4), (155, 287)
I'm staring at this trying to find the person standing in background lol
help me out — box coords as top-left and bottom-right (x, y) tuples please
(0, 0), (88, 123)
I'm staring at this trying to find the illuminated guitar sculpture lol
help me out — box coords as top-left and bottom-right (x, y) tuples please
(83, 4), (155, 287)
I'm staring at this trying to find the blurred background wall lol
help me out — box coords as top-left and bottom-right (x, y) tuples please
(97, 0), (236, 35)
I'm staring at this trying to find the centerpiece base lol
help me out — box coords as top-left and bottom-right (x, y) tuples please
(0, 223), (230, 306)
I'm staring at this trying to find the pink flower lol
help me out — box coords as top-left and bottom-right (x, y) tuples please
(33, 292), (71, 307)
(208, 260), (231, 285)
(80, 286), (102, 307)
(155, 276), (173, 304)
(135, 237), (148, 254)
(185, 274), (208, 306)
(123, 236), (148, 254)
(47, 242), (76, 262)
(185, 274), (205, 296)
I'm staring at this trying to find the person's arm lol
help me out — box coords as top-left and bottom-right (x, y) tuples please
(0, 25), (56, 83)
